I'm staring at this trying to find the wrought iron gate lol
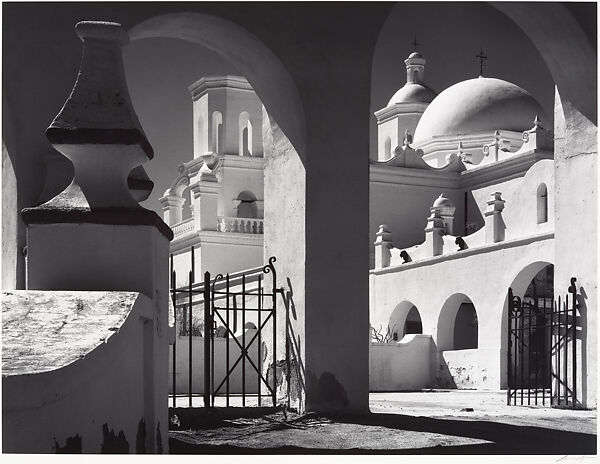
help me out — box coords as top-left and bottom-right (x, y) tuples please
(170, 248), (280, 409)
(507, 278), (578, 408)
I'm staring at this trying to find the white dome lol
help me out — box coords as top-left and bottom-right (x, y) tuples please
(387, 83), (437, 106)
(414, 77), (545, 141)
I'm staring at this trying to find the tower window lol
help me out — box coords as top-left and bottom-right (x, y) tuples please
(537, 183), (548, 224)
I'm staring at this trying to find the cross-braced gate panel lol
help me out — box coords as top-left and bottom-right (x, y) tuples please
(169, 248), (280, 409)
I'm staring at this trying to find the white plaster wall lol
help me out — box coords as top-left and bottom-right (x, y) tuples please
(220, 88), (263, 157)
(553, 89), (597, 408)
(2, 294), (168, 453)
(369, 335), (433, 391)
(169, 329), (263, 395)
(438, 348), (500, 390)
(263, 109), (306, 411)
(370, 235), (554, 390)
(2, 141), (18, 290)
(199, 238), (263, 278)
(219, 159), (264, 218)
(470, 159), (554, 239)
(369, 181), (464, 262)
(27, 224), (167, 299)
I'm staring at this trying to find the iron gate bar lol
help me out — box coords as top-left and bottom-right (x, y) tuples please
(171, 259), (177, 408)
(570, 278), (577, 407)
(188, 271), (192, 407)
(170, 250), (281, 409)
(203, 271), (211, 409)
(210, 272), (276, 399)
(507, 279), (578, 409)
(258, 274), (262, 406)
(226, 280), (230, 407)
(242, 274), (246, 407)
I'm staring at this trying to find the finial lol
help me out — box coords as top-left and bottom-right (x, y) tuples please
(494, 130), (501, 141)
(403, 129), (413, 146)
(411, 35), (420, 51)
(476, 48), (488, 77)
(534, 115), (542, 128)
(44, 21), (152, 209)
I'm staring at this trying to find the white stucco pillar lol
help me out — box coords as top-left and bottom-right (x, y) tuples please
(374, 224), (393, 268)
(159, 194), (185, 226)
(190, 171), (220, 231)
(484, 192), (506, 243)
(424, 208), (444, 256)
(20, 21), (170, 453)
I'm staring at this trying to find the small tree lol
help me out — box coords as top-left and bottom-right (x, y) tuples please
(370, 324), (398, 343)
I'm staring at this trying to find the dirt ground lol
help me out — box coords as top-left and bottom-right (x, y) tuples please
(169, 391), (597, 455)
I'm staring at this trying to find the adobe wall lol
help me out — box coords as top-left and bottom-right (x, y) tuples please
(370, 235), (554, 390)
(3, 292), (167, 453)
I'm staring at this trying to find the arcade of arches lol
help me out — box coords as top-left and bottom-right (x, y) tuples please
(2, 2), (596, 421)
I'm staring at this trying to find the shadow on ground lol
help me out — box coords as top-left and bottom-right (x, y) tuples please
(169, 410), (597, 454)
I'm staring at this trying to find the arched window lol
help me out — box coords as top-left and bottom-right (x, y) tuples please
(211, 111), (223, 154)
(239, 112), (253, 156)
(196, 115), (206, 156)
(438, 294), (478, 351)
(537, 183), (548, 224)
(384, 136), (392, 159)
(236, 191), (258, 218)
(453, 303), (478, 350)
(387, 301), (423, 342)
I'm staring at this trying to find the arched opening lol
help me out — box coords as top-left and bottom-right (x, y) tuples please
(236, 190), (258, 219)
(387, 301), (423, 342)
(197, 115), (206, 157)
(506, 263), (554, 390)
(453, 303), (478, 350)
(500, 261), (554, 388)
(212, 111), (223, 154)
(181, 186), (192, 221)
(537, 183), (548, 224)
(239, 111), (253, 156)
(383, 136), (392, 160)
(437, 293), (478, 351)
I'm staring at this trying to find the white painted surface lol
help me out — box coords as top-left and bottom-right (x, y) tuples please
(169, 329), (264, 395)
(369, 335), (434, 391)
(2, 291), (169, 453)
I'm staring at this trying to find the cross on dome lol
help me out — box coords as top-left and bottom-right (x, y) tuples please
(476, 48), (488, 77)
(411, 35), (420, 50)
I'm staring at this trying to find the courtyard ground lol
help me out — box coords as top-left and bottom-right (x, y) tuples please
(168, 390), (597, 455)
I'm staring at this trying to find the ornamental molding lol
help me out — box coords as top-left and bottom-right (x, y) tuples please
(188, 75), (254, 100)
(375, 102), (429, 123)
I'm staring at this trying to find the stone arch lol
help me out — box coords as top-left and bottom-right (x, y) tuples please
(500, 260), (554, 387)
(437, 293), (478, 351)
(388, 301), (423, 342)
(128, 12), (306, 160)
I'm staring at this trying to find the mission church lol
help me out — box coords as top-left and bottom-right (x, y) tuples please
(163, 45), (572, 401)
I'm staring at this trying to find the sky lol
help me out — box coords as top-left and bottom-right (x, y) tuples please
(122, 2), (556, 217)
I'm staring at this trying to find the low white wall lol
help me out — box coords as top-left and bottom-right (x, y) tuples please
(369, 334), (433, 391)
(437, 348), (500, 390)
(169, 328), (264, 395)
(3, 292), (168, 453)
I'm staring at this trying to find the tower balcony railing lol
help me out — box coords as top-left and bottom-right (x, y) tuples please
(172, 217), (194, 239)
(218, 216), (264, 234)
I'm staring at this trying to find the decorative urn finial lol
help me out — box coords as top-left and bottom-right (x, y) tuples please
(45, 21), (153, 209)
